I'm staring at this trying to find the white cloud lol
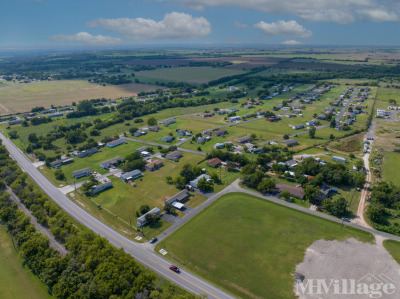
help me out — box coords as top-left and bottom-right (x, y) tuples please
(254, 20), (312, 39)
(234, 21), (248, 28)
(169, 0), (399, 24)
(227, 37), (241, 44)
(48, 32), (122, 45)
(281, 40), (303, 45)
(85, 12), (212, 41)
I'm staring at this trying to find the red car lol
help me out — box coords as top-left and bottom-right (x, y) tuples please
(169, 265), (179, 272)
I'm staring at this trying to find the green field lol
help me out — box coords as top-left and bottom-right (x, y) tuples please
(155, 193), (374, 299)
(0, 80), (163, 115)
(383, 240), (400, 265)
(382, 151), (400, 186)
(135, 67), (244, 83)
(0, 225), (53, 299)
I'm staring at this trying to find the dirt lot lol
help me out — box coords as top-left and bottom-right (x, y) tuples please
(0, 80), (163, 114)
(294, 236), (400, 299)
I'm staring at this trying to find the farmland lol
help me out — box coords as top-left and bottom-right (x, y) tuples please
(155, 193), (374, 299)
(135, 67), (244, 83)
(0, 80), (163, 115)
(0, 225), (54, 299)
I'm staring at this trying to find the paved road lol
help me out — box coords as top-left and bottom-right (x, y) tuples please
(0, 133), (235, 299)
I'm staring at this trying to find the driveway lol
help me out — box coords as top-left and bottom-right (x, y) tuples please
(160, 213), (180, 224)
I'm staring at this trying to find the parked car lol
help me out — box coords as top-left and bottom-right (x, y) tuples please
(150, 238), (158, 243)
(342, 217), (350, 222)
(169, 265), (179, 272)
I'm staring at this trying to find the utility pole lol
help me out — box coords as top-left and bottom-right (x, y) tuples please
(129, 214), (132, 227)
(220, 165), (222, 182)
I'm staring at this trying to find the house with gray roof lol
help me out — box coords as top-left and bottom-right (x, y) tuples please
(99, 157), (124, 169)
(92, 181), (113, 194)
(166, 151), (182, 162)
(120, 170), (142, 182)
(72, 168), (91, 178)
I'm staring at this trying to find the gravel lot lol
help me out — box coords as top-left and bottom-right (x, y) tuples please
(294, 236), (400, 298)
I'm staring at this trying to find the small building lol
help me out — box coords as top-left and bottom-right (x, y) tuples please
(177, 129), (188, 136)
(281, 139), (298, 147)
(190, 174), (211, 188)
(106, 139), (126, 148)
(136, 146), (152, 153)
(145, 160), (163, 171)
(244, 105), (253, 109)
(148, 126), (162, 132)
(267, 117), (280, 122)
(159, 119), (176, 127)
(214, 143), (225, 149)
(227, 108), (238, 112)
(137, 207), (160, 227)
(99, 157), (124, 169)
(50, 157), (74, 168)
(206, 158), (222, 168)
(202, 112), (214, 118)
(229, 86), (235, 92)
(166, 151), (182, 162)
(276, 184), (304, 199)
(314, 184), (331, 202)
(285, 160), (298, 167)
(285, 113), (296, 118)
(72, 168), (91, 178)
(7, 119), (23, 125)
(48, 113), (63, 118)
(164, 190), (190, 208)
(236, 136), (250, 144)
(228, 116), (241, 122)
(72, 147), (98, 158)
(92, 181), (113, 194)
(333, 156), (346, 163)
(335, 123), (343, 131)
(197, 136), (206, 144)
(306, 119), (318, 126)
(212, 129), (227, 136)
(108, 100), (117, 104)
(161, 136), (175, 142)
(252, 147), (263, 154)
(292, 124), (304, 130)
(120, 170), (142, 182)
(41, 109), (57, 114)
(216, 110), (227, 115)
(59, 107), (74, 111)
(257, 111), (266, 115)
(242, 114), (252, 119)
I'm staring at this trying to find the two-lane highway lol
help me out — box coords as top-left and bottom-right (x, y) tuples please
(0, 132), (235, 299)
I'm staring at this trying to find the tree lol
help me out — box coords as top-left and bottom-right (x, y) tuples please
(54, 169), (65, 181)
(330, 118), (336, 128)
(226, 161), (236, 172)
(9, 131), (19, 139)
(210, 172), (219, 182)
(304, 185), (321, 201)
(298, 176), (308, 186)
(329, 134), (335, 140)
(197, 177), (213, 191)
(180, 167), (196, 183)
(349, 153), (355, 159)
(250, 133), (257, 141)
(81, 181), (94, 194)
(163, 204), (174, 214)
(322, 198), (333, 212)
(197, 147), (202, 151)
(147, 117), (157, 126)
(257, 178), (275, 193)
(166, 176), (173, 184)
(355, 172), (366, 187)
(140, 205), (150, 215)
(28, 133), (38, 143)
(280, 190), (291, 200)
(173, 176), (186, 188)
(22, 120), (29, 127)
(308, 126), (316, 139)
(331, 197), (348, 217)
(226, 143), (233, 151)
(283, 134), (289, 140)
(355, 159), (364, 170)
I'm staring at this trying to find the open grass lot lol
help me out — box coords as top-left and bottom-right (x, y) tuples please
(0, 225), (54, 299)
(155, 193), (374, 299)
(39, 141), (148, 186)
(0, 80), (164, 115)
(69, 152), (206, 239)
(383, 240), (400, 265)
(332, 135), (363, 153)
(135, 67), (244, 83)
(376, 85), (400, 102)
(382, 151), (400, 186)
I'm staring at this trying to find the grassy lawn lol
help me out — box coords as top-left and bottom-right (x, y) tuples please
(0, 225), (53, 299)
(155, 193), (374, 299)
(382, 151), (400, 186)
(135, 67), (244, 83)
(383, 240), (400, 265)
(39, 141), (148, 186)
(68, 152), (206, 240)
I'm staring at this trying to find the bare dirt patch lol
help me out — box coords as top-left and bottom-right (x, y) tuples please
(294, 237), (400, 299)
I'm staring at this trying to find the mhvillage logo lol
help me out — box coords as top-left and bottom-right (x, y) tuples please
(295, 273), (396, 298)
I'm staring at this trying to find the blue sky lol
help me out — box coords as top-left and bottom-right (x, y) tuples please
(2, 0), (400, 46)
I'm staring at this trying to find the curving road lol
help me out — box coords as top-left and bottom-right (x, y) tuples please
(0, 132), (235, 299)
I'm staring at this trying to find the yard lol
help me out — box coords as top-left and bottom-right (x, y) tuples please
(383, 240), (400, 265)
(155, 193), (374, 299)
(382, 151), (400, 186)
(68, 152), (207, 240)
(0, 225), (53, 299)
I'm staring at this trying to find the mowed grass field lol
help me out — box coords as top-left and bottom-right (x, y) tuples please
(382, 151), (400, 186)
(0, 225), (53, 299)
(0, 80), (163, 115)
(383, 240), (400, 265)
(135, 67), (244, 83)
(155, 193), (374, 299)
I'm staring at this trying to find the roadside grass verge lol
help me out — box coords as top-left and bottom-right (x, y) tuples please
(383, 240), (400, 265)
